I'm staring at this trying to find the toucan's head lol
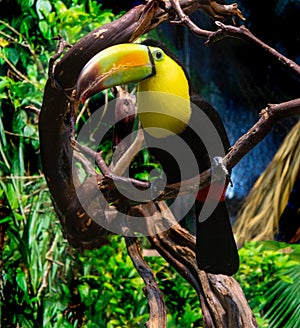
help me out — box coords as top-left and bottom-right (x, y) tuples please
(76, 42), (191, 137)
(77, 43), (190, 101)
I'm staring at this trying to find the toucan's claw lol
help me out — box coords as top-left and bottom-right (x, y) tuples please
(211, 156), (232, 187)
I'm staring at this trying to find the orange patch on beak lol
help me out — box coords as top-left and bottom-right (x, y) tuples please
(114, 51), (150, 68)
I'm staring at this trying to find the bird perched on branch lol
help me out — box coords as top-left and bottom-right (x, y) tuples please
(76, 40), (239, 275)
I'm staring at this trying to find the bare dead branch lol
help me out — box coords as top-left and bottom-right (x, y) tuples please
(112, 127), (145, 176)
(169, 0), (212, 37)
(170, 1), (300, 78)
(206, 23), (300, 77)
(48, 35), (72, 90)
(224, 99), (300, 169)
(37, 234), (61, 298)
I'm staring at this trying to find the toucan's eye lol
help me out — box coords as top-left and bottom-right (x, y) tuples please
(153, 49), (163, 61)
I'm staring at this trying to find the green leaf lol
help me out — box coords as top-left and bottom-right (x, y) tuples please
(16, 270), (28, 293)
(6, 182), (19, 209)
(108, 319), (121, 326)
(262, 265), (300, 328)
(0, 216), (12, 224)
(20, 16), (34, 37)
(3, 47), (20, 66)
(38, 20), (51, 39)
(279, 275), (294, 284)
(0, 76), (11, 91)
(61, 283), (71, 299)
(12, 110), (27, 134)
(78, 283), (90, 301)
(20, 0), (35, 11)
(36, 0), (52, 19)
(23, 124), (37, 138)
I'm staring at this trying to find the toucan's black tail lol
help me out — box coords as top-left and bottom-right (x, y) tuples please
(196, 201), (239, 275)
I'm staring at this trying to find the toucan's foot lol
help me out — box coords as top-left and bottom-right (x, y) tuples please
(211, 156), (232, 187)
(148, 171), (167, 200)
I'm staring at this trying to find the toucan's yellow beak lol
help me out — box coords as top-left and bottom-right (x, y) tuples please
(76, 44), (155, 103)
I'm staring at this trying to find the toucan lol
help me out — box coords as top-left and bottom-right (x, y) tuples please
(76, 40), (239, 275)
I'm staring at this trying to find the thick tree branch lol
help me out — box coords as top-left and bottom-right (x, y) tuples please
(125, 236), (167, 328)
(224, 99), (300, 170)
(145, 202), (257, 328)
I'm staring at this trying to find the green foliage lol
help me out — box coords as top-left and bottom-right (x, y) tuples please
(235, 241), (300, 327)
(148, 255), (202, 327)
(60, 236), (202, 328)
(35, 0), (115, 43)
(263, 265), (300, 328)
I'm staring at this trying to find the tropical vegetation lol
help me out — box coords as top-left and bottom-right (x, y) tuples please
(0, 1), (299, 327)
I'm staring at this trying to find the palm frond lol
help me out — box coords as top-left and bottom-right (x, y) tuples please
(262, 264), (300, 328)
(234, 120), (300, 244)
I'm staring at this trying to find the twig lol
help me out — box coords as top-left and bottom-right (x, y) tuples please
(169, 0), (212, 37)
(37, 234), (62, 298)
(89, 90), (110, 142)
(25, 105), (41, 116)
(4, 130), (39, 140)
(0, 53), (41, 89)
(0, 19), (45, 74)
(224, 99), (300, 170)
(75, 99), (90, 125)
(169, 1), (300, 79)
(0, 174), (44, 181)
(48, 35), (72, 92)
(71, 139), (150, 194)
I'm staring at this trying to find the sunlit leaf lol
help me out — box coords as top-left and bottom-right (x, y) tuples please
(0, 38), (9, 48)
(16, 270), (28, 293)
(38, 20), (51, 39)
(36, 0), (52, 19)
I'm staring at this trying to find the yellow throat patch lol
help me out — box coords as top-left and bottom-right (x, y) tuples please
(137, 48), (191, 138)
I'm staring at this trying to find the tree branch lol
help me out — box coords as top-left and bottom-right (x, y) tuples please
(206, 23), (300, 77)
(125, 236), (167, 328)
(170, 2), (300, 78)
(145, 202), (257, 328)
